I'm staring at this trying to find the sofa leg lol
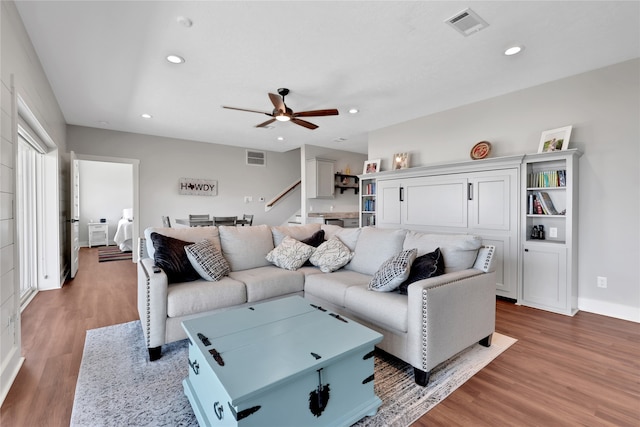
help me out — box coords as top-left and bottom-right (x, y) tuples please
(148, 346), (162, 361)
(414, 367), (431, 386)
(479, 334), (492, 347)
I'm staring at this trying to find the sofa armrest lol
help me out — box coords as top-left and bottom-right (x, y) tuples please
(406, 270), (496, 373)
(137, 256), (169, 349)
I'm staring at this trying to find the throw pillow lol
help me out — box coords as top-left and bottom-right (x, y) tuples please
(265, 236), (315, 271)
(150, 232), (201, 283)
(398, 248), (445, 294)
(300, 229), (325, 247)
(368, 248), (417, 292)
(309, 237), (354, 273)
(184, 239), (230, 281)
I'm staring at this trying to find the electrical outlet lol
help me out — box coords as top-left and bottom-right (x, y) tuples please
(597, 276), (607, 288)
(244, 196), (252, 203)
(549, 227), (558, 238)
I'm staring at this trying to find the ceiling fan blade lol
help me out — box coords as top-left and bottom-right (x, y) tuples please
(268, 93), (285, 112)
(255, 118), (277, 128)
(291, 118), (318, 130)
(222, 106), (271, 115)
(293, 109), (339, 118)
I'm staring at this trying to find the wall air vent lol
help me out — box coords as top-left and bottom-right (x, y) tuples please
(246, 149), (266, 166)
(445, 8), (489, 36)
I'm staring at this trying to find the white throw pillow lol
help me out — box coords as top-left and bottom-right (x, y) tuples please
(184, 240), (230, 281)
(368, 249), (417, 292)
(265, 236), (315, 271)
(309, 237), (354, 273)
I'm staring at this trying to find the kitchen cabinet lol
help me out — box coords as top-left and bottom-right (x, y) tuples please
(306, 158), (335, 199)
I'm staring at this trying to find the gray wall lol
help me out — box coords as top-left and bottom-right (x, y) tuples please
(66, 126), (302, 232)
(369, 59), (640, 321)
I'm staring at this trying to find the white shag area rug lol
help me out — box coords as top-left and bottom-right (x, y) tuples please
(71, 321), (515, 427)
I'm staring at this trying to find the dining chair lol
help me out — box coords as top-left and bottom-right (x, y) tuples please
(161, 216), (171, 227)
(214, 216), (237, 226)
(189, 214), (210, 221)
(241, 214), (254, 226)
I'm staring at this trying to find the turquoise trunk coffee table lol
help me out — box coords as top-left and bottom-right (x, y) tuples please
(182, 296), (383, 426)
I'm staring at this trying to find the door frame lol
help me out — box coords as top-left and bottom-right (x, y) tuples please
(73, 154), (140, 262)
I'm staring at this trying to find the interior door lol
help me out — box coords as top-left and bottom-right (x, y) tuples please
(70, 151), (80, 278)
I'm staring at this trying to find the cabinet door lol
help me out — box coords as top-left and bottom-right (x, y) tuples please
(376, 179), (402, 226)
(404, 176), (468, 228)
(469, 170), (515, 231)
(522, 243), (567, 311)
(306, 159), (334, 198)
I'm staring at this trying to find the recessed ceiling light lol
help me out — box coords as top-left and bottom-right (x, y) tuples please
(348, 108), (359, 114)
(166, 54), (185, 64)
(504, 45), (524, 56)
(177, 16), (193, 28)
(277, 136), (285, 141)
(141, 113), (153, 119)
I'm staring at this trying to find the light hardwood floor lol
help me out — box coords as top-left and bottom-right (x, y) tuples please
(1, 247), (638, 426)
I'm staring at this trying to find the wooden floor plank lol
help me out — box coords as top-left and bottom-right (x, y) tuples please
(1, 247), (639, 426)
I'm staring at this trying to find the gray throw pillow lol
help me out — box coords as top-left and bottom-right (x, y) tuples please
(368, 248), (417, 292)
(184, 240), (230, 281)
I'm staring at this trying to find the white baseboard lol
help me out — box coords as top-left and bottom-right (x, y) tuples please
(578, 297), (640, 323)
(0, 352), (24, 407)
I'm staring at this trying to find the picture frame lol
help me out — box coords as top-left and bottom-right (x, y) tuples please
(538, 126), (572, 153)
(363, 159), (381, 174)
(392, 153), (409, 170)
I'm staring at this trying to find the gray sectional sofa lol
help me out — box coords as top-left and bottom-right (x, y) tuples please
(137, 223), (496, 386)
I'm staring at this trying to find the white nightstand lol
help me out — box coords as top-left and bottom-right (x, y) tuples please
(88, 222), (109, 248)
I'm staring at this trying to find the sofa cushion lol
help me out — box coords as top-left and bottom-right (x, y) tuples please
(271, 223), (322, 246)
(333, 227), (361, 251)
(265, 236), (315, 271)
(346, 227), (407, 275)
(309, 237), (354, 273)
(369, 248), (417, 292)
(344, 285), (408, 333)
(145, 226), (221, 259)
(398, 248), (444, 294)
(229, 266), (304, 302)
(150, 232), (201, 283)
(219, 224), (274, 271)
(320, 224), (343, 240)
(403, 231), (482, 273)
(304, 270), (371, 307)
(184, 239), (230, 281)
(166, 277), (247, 318)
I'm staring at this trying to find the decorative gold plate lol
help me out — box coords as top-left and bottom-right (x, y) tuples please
(471, 141), (491, 160)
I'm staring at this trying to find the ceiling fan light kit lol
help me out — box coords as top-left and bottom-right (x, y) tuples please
(222, 88), (339, 130)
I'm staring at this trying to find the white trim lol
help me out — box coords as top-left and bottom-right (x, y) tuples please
(73, 153), (140, 262)
(578, 297), (640, 323)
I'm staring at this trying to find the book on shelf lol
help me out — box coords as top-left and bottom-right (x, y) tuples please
(536, 191), (559, 215)
(527, 170), (566, 188)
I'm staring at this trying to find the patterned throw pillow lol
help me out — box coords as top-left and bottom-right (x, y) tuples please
(368, 249), (418, 292)
(265, 236), (315, 271)
(397, 248), (444, 294)
(309, 237), (354, 273)
(184, 239), (230, 281)
(150, 232), (201, 283)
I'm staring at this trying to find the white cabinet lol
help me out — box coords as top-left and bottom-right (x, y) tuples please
(88, 222), (109, 247)
(519, 149), (580, 315)
(306, 158), (335, 199)
(376, 166), (519, 299)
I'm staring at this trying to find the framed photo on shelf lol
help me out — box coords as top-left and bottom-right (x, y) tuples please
(538, 126), (572, 153)
(363, 159), (381, 174)
(392, 153), (409, 170)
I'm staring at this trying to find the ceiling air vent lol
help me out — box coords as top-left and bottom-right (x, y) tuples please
(246, 149), (266, 166)
(445, 8), (489, 36)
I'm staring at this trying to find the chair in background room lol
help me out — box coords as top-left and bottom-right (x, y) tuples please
(214, 216), (237, 226)
(161, 216), (171, 227)
(188, 214), (212, 226)
(239, 214), (254, 226)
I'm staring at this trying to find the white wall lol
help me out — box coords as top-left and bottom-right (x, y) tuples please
(369, 59), (640, 321)
(66, 126), (302, 232)
(1, 0), (68, 404)
(78, 160), (133, 245)
(301, 145), (367, 217)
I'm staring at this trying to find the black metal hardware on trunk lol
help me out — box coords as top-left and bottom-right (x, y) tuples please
(309, 368), (330, 417)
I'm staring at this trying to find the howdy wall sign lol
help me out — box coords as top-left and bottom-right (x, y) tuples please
(179, 178), (218, 196)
